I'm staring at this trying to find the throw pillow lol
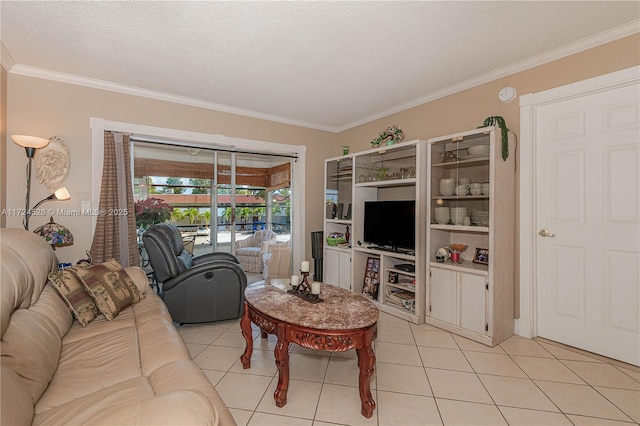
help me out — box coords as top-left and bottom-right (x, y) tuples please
(49, 267), (98, 326)
(75, 259), (144, 320)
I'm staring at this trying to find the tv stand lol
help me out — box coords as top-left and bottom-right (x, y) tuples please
(366, 245), (415, 256)
(324, 139), (426, 324)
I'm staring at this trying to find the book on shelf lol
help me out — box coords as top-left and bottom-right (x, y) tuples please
(385, 289), (415, 311)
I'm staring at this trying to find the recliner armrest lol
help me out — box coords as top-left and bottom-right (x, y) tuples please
(193, 252), (239, 266)
(162, 260), (245, 293)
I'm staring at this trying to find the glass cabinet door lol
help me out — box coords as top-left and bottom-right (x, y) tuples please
(325, 158), (353, 220)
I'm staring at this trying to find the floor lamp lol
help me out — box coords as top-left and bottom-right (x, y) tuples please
(12, 135), (71, 230)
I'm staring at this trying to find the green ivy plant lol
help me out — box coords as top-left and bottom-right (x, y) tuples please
(371, 125), (405, 147)
(479, 116), (509, 161)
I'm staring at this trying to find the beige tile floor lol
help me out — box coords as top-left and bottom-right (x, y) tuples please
(177, 312), (640, 426)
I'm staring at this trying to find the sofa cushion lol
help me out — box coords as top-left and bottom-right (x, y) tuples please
(1, 285), (72, 403)
(1, 365), (34, 426)
(0, 229), (57, 337)
(75, 260), (144, 320)
(49, 267), (99, 326)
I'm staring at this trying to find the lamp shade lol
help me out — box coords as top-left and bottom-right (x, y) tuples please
(54, 187), (71, 201)
(33, 217), (74, 250)
(11, 135), (49, 149)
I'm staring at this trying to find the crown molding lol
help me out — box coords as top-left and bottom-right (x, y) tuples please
(1, 43), (15, 71)
(334, 20), (640, 132)
(7, 20), (639, 133)
(8, 64), (337, 133)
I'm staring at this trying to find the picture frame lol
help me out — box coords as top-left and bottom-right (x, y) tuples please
(472, 248), (489, 265)
(362, 257), (380, 299)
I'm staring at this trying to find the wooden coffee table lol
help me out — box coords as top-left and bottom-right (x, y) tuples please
(240, 281), (379, 418)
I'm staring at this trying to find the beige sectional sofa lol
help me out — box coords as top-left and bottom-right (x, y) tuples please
(1, 228), (236, 425)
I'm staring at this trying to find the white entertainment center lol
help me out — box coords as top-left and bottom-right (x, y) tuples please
(323, 126), (515, 346)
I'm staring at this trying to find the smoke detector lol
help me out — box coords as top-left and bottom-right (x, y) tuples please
(498, 87), (517, 103)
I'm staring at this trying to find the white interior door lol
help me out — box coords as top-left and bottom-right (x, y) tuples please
(535, 82), (640, 366)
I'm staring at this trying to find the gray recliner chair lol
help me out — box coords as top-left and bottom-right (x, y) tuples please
(142, 223), (247, 324)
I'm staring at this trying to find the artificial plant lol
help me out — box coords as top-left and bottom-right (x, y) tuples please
(371, 125), (405, 147)
(134, 197), (174, 229)
(479, 116), (509, 160)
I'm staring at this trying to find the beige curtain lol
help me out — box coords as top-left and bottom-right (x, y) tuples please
(90, 132), (139, 267)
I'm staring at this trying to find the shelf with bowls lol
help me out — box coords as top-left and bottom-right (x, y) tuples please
(426, 126), (515, 347)
(430, 224), (489, 233)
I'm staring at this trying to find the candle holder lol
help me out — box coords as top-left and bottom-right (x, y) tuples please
(287, 270), (324, 303)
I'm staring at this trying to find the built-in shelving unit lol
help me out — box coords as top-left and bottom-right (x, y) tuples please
(323, 156), (354, 290)
(426, 126), (515, 346)
(322, 129), (515, 336)
(324, 140), (426, 323)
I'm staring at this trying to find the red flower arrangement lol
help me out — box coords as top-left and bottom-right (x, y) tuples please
(134, 197), (173, 228)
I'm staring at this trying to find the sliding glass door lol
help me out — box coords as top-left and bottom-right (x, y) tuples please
(132, 141), (292, 258)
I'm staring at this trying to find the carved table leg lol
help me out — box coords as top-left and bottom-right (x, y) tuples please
(357, 333), (376, 418)
(273, 326), (289, 407)
(239, 302), (253, 369)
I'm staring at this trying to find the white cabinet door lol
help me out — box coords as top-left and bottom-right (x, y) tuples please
(325, 249), (351, 289)
(429, 267), (457, 324)
(324, 249), (340, 286)
(338, 251), (351, 290)
(460, 272), (487, 335)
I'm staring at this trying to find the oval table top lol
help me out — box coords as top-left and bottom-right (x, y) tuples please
(245, 281), (378, 330)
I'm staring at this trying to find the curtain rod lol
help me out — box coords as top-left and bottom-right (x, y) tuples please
(129, 135), (298, 160)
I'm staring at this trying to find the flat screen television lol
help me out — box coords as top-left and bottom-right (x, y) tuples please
(363, 200), (415, 252)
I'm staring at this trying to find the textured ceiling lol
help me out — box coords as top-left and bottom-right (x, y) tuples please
(2, 1), (639, 131)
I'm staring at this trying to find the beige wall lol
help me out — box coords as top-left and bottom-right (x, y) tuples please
(5, 77), (336, 263)
(4, 34), (639, 318)
(336, 35), (640, 149)
(336, 34), (640, 317)
(1, 65), (6, 228)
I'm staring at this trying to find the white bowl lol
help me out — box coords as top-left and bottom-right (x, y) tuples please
(468, 145), (490, 156)
(451, 214), (466, 225)
(439, 183), (455, 196)
(455, 185), (469, 196)
(435, 216), (450, 225)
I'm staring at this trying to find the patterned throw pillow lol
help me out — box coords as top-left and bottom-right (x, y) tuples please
(75, 259), (144, 320)
(49, 267), (98, 326)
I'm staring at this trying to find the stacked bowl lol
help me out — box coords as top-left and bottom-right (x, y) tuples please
(439, 178), (455, 196)
(434, 207), (450, 224)
(471, 210), (489, 226)
(451, 207), (468, 225)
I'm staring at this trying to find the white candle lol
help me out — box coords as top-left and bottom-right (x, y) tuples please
(290, 275), (299, 288)
(301, 260), (310, 272)
(311, 281), (321, 295)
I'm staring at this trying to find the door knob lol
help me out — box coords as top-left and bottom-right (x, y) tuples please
(538, 229), (556, 237)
